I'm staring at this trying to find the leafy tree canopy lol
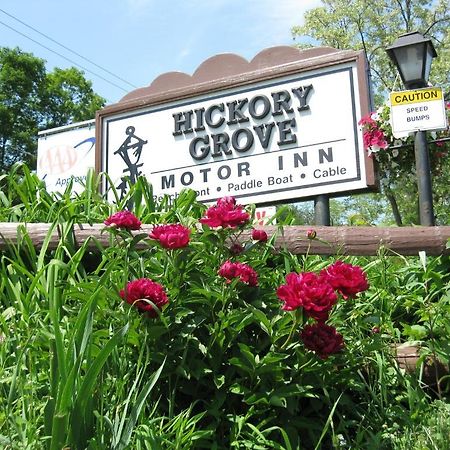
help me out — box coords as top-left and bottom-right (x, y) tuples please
(0, 47), (105, 172)
(292, 0), (450, 103)
(292, 0), (450, 225)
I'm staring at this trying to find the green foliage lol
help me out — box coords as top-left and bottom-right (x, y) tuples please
(41, 67), (104, 130)
(292, 0), (450, 226)
(292, 0), (450, 100)
(0, 46), (105, 173)
(387, 400), (450, 449)
(0, 168), (449, 448)
(290, 193), (393, 226)
(0, 47), (46, 171)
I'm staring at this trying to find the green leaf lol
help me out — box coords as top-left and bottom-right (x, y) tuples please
(71, 323), (129, 447)
(115, 358), (166, 450)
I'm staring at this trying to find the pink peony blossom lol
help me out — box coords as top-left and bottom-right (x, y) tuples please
(200, 197), (250, 229)
(218, 260), (258, 286)
(149, 224), (190, 249)
(252, 228), (268, 242)
(321, 260), (369, 299)
(104, 211), (141, 230)
(276, 272), (337, 321)
(120, 278), (168, 317)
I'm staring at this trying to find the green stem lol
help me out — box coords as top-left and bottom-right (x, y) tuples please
(281, 310), (302, 350)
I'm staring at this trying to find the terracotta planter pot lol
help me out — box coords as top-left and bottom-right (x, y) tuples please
(394, 343), (449, 387)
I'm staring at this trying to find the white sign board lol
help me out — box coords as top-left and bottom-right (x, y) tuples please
(100, 51), (372, 205)
(390, 87), (447, 137)
(37, 121), (95, 194)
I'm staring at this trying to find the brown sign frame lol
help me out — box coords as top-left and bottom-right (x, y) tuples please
(96, 46), (375, 202)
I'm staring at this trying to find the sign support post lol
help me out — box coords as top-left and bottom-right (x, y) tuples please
(389, 87), (447, 226)
(415, 130), (434, 226)
(314, 195), (330, 226)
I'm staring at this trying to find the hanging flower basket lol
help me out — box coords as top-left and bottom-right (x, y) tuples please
(359, 102), (450, 186)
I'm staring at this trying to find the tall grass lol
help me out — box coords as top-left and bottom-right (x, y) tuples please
(0, 163), (449, 449)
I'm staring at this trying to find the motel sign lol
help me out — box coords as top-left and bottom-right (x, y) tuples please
(97, 46), (375, 205)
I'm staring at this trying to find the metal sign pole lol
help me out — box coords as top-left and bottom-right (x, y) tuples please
(414, 130), (435, 226)
(314, 194), (330, 226)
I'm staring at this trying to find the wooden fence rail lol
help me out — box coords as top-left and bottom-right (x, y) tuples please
(1, 223), (449, 256)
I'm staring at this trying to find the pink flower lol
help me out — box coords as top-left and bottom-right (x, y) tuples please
(307, 229), (317, 239)
(149, 224), (190, 249)
(358, 115), (377, 128)
(218, 260), (258, 286)
(371, 129), (388, 149)
(217, 196), (236, 207)
(321, 260), (369, 299)
(276, 272), (337, 321)
(120, 278), (168, 317)
(359, 113), (388, 152)
(218, 260), (238, 279)
(200, 197), (250, 229)
(252, 228), (268, 242)
(104, 211), (141, 230)
(301, 322), (344, 359)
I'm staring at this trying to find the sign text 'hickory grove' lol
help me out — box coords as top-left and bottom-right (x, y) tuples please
(173, 85), (313, 161)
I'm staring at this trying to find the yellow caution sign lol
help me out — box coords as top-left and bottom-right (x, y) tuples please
(390, 87), (443, 106)
(389, 87), (447, 136)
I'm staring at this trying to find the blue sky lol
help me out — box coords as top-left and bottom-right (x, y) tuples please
(0, 0), (321, 105)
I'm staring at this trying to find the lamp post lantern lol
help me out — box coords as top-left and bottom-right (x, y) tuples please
(386, 31), (437, 226)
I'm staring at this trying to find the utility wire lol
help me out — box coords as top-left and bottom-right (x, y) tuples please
(0, 19), (128, 95)
(0, 8), (138, 89)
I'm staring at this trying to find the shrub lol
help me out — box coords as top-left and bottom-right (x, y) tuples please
(0, 165), (449, 449)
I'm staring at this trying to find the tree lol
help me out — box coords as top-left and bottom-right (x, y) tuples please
(292, 0), (450, 225)
(293, 0), (449, 101)
(0, 47), (45, 171)
(42, 67), (104, 130)
(0, 47), (105, 172)
(287, 193), (393, 227)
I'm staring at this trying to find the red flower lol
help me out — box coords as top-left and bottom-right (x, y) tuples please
(321, 261), (369, 299)
(120, 278), (168, 317)
(229, 243), (245, 255)
(149, 224), (190, 249)
(218, 260), (258, 286)
(307, 229), (317, 239)
(200, 196), (250, 229)
(252, 228), (268, 242)
(104, 211), (141, 230)
(276, 272), (337, 321)
(301, 322), (344, 359)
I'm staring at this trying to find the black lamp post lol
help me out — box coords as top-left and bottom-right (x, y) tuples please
(386, 31), (437, 226)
